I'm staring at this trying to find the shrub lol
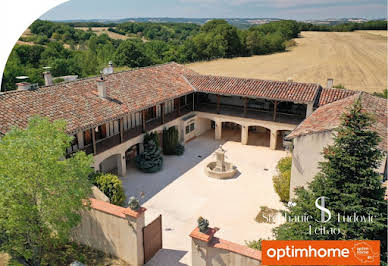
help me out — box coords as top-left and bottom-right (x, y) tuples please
(54, 77), (65, 84)
(333, 84), (346, 89)
(144, 131), (160, 147)
(255, 206), (279, 224)
(284, 39), (296, 49)
(272, 157), (292, 202)
(176, 143), (185, 156)
(245, 239), (263, 250)
(128, 196), (140, 211)
(197, 216), (209, 233)
(95, 173), (126, 206)
(135, 139), (163, 173)
(87, 170), (102, 185)
(163, 126), (184, 155)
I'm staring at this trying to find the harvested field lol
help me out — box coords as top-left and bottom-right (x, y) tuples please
(75, 27), (129, 40)
(188, 31), (387, 93)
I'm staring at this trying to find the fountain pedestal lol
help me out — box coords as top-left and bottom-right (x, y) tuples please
(205, 146), (237, 179)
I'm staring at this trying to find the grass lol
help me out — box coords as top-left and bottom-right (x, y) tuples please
(255, 206), (280, 224)
(2, 243), (127, 266)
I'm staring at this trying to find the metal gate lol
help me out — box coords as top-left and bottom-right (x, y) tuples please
(143, 215), (162, 264)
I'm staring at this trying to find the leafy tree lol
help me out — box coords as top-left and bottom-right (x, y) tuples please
(273, 99), (387, 263)
(13, 45), (45, 67)
(113, 40), (151, 67)
(0, 116), (93, 265)
(1, 51), (24, 91)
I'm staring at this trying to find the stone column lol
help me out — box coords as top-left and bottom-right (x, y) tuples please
(270, 129), (278, 150)
(306, 103), (314, 117)
(189, 227), (218, 266)
(215, 120), (222, 140)
(241, 125), (248, 145)
(117, 153), (127, 177)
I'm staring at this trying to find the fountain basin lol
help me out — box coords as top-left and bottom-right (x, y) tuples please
(205, 161), (237, 179)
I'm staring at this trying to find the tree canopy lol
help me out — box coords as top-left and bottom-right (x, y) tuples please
(0, 116), (93, 265)
(2, 19), (386, 91)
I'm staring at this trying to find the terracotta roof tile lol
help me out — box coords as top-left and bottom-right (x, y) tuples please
(318, 88), (358, 106)
(287, 92), (387, 151)
(86, 198), (146, 219)
(0, 63), (195, 134)
(185, 73), (321, 103)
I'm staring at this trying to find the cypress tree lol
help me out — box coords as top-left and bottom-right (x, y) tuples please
(274, 98), (387, 263)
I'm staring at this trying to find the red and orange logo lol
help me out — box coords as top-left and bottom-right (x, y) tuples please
(262, 240), (380, 265)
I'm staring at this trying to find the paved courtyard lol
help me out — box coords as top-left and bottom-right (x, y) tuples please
(121, 130), (288, 265)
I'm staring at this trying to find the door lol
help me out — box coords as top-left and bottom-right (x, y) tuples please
(143, 215), (162, 263)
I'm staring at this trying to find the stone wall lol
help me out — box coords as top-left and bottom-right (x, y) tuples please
(72, 198), (146, 265)
(190, 227), (262, 266)
(290, 131), (333, 199)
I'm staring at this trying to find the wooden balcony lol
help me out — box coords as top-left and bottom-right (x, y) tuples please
(196, 103), (304, 125)
(74, 105), (193, 156)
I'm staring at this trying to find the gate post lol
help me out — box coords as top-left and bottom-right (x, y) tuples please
(123, 207), (146, 265)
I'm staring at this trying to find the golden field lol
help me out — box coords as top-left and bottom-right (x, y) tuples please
(188, 31), (387, 93)
(75, 27), (129, 40)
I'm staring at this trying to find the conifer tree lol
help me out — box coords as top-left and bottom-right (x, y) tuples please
(273, 99), (387, 263)
(135, 139), (163, 173)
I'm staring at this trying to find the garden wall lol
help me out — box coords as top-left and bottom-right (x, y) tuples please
(190, 227), (262, 266)
(72, 198), (146, 265)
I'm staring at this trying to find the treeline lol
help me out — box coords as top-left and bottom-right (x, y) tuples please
(2, 19), (301, 91)
(26, 20), (97, 45)
(2, 33), (120, 91)
(3, 19), (386, 92)
(298, 20), (387, 32)
(113, 22), (200, 42)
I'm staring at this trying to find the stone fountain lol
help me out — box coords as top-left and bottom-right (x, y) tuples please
(205, 145), (237, 179)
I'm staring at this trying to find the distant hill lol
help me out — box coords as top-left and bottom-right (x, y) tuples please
(51, 17), (387, 29)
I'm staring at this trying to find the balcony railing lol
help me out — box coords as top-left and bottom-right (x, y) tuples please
(196, 103), (304, 125)
(73, 105), (193, 156)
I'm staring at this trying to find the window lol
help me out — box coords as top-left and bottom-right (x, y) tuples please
(186, 122), (195, 134)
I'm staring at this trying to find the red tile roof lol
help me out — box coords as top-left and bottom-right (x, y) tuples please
(287, 92), (387, 151)
(0, 63), (195, 135)
(185, 74), (321, 103)
(318, 88), (358, 106)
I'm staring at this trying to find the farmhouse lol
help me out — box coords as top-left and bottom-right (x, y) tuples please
(0, 62), (386, 191)
(287, 91), (387, 198)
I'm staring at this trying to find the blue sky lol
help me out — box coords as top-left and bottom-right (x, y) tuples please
(41, 0), (387, 20)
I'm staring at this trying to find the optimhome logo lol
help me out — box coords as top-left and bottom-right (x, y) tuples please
(262, 240), (380, 265)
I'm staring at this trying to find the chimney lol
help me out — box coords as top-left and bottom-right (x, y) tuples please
(43, 71), (53, 86)
(16, 82), (31, 91)
(97, 76), (107, 98)
(327, 78), (334, 89)
(108, 61), (114, 73)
